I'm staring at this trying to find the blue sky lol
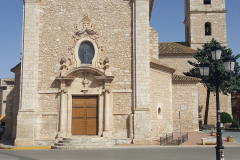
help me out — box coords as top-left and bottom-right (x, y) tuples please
(0, 0), (239, 78)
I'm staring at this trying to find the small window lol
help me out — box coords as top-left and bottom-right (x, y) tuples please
(2, 87), (7, 90)
(78, 41), (95, 64)
(3, 101), (6, 103)
(158, 107), (161, 115)
(205, 22), (211, 35)
(204, 0), (211, 5)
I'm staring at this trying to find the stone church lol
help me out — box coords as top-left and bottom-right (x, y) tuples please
(4, 0), (231, 147)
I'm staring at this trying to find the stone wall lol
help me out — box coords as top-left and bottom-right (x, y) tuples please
(150, 69), (173, 139)
(172, 83), (199, 132)
(112, 93), (132, 139)
(11, 66), (21, 142)
(38, 0), (132, 91)
(157, 56), (195, 75)
(3, 86), (14, 140)
(149, 27), (159, 59)
(190, 0), (226, 11)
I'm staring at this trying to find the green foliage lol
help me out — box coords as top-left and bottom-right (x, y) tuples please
(232, 120), (239, 126)
(184, 38), (240, 95)
(199, 119), (203, 125)
(220, 112), (233, 124)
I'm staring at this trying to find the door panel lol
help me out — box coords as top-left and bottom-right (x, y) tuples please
(72, 96), (98, 135)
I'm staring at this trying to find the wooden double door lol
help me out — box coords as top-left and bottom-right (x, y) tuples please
(72, 96), (98, 135)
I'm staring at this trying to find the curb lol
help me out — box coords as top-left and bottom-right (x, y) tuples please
(0, 145), (51, 150)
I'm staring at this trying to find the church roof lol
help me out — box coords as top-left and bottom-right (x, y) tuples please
(150, 58), (176, 73)
(11, 63), (21, 73)
(159, 42), (197, 56)
(172, 74), (200, 82)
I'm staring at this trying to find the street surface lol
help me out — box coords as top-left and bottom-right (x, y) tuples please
(0, 146), (240, 160)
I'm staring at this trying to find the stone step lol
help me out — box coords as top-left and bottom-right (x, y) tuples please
(54, 142), (113, 146)
(51, 145), (111, 149)
(52, 137), (113, 149)
(58, 139), (110, 144)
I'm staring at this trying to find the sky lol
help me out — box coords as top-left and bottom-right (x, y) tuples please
(0, 0), (239, 79)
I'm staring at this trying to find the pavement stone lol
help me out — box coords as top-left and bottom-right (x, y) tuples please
(201, 129), (240, 144)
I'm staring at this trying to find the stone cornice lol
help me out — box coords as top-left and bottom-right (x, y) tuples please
(159, 53), (195, 57)
(64, 66), (106, 77)
(150, 58), (176, 74)
(172, 74), (200, 85)
(94, 76), (114, 81)
(184, 10), (227, 24)
(189, 10), (227, 14)
(4, 80), (15, 86)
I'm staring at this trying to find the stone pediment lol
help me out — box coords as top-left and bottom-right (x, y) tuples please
(63, 66), (105, 77)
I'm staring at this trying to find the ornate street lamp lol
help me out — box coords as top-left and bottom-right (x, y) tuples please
(223, 55), (236, 72)
(211, 43), (222, 60)
(199, 63), (210, 77)
(199, 43), (236, 160)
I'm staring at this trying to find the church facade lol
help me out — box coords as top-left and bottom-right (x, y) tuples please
(5, 0), (231, 147)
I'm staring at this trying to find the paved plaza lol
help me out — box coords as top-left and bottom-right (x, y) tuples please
(202, 129), (240, 144)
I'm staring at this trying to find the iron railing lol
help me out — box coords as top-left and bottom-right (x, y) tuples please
(160, 133), (188, 145)
(178, 133), (188, 145)
(160, 132), (173, 145)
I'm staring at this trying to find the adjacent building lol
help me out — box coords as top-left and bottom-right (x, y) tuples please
(0, 79), (15, 127)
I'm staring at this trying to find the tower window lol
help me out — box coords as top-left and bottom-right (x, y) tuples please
(78, 41), (95, 64)
(205, 23), (211, 35)
(204, 0), (211, 5)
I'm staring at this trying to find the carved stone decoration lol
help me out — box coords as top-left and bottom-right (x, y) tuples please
(60, 56), (73, 76)
(72, 14), (106, 69)
(103, 57), (110, 71)
(81, 72), (90, 93)
(97, 56), (110, 71)
(60, 57), (68, 76)
(74, 14), (97, 39)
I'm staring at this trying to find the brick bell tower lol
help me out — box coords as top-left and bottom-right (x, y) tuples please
(184, 0), (228, 49)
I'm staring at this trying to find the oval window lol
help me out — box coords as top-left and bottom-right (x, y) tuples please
(78, 41), (95, 64)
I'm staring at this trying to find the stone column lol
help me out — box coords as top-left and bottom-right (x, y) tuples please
(133, 0), (152, 144)
(103, 81), (112, 137)
(94, 76), (114, 138)
(15, 0), (40, 146)
(104, 90), (110, 131)
(58, 89), (67, 137)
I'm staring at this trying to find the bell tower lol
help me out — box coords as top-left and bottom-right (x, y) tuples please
(184, 0), (228, 49)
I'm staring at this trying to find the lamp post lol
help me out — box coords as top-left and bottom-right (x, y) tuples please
(199, 43), (236, 160)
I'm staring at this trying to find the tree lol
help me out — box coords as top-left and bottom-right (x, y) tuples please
(220, 112), (232, 124)
(184, 38), (240, 125)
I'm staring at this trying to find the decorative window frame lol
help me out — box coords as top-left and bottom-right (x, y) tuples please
(74, 37), (99, 68)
